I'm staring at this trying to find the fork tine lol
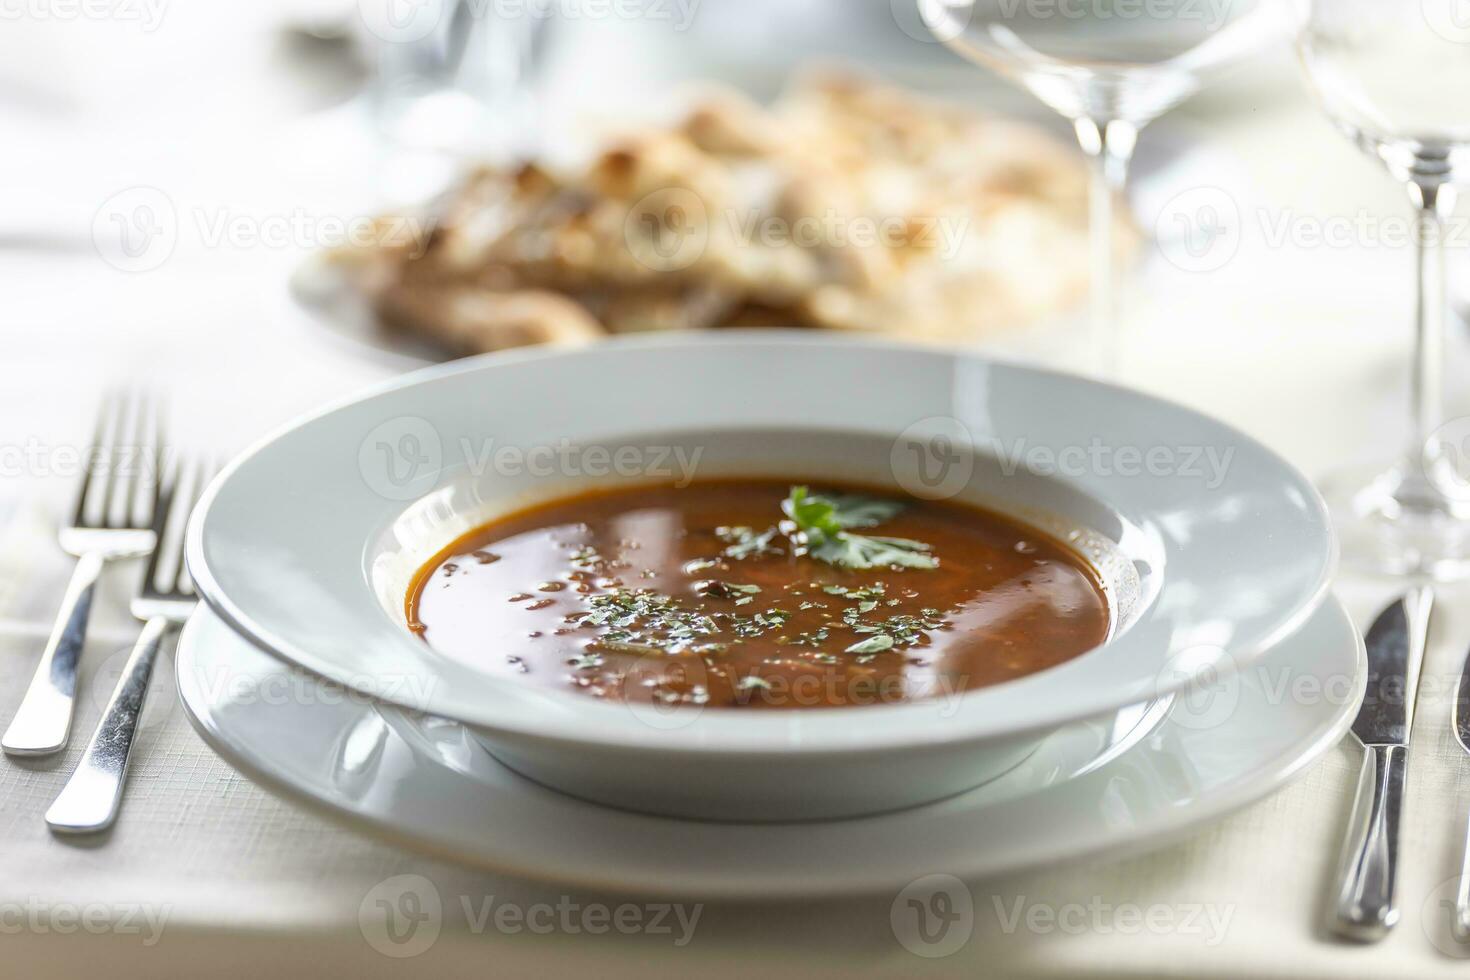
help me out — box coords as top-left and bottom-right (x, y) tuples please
(144, 399), (165, 532)
(109, 390), (153, 531)
(174, 458), (215, 597)
(144, 455), (212, 599)
(113, 391), (137, 530)
(70, 392), (117, 529)
(108, 390), (144, 531)
(138, 455), (181, 598)
(100, 390), (131, 530)
(117, 390), (156, 531)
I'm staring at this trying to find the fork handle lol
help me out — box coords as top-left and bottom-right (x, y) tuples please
(3, 552), (105, 756)
(46, 616), (173, 834)
(1330, 743), (1408, 942)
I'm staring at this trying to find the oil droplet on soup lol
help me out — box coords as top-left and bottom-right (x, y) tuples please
(406, 479), (1108, 709)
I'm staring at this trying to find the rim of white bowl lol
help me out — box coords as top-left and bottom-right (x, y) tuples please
(186, 330), (1337, 753)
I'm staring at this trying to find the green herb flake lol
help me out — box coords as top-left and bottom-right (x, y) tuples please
(717, 525), (783, 561)
(683, 558), (721, 574)
(694, 580), (762, 600)
(846, 635), (895, 655)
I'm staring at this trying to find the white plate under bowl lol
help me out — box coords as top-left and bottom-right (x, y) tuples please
(186, 332), (1335, 820)
(176, 596), (1364, 898)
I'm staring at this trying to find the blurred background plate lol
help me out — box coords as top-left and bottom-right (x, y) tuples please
(283, 0), (1252, 369)
(285, 120), (1240, 370)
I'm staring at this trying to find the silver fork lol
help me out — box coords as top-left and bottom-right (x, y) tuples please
(3, 393), (161, 756)
(46, 458), (210, 834)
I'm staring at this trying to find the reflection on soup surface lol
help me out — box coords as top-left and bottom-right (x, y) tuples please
(407, 479), (1108, 709)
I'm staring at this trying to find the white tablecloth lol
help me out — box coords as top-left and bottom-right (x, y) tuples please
(6, 3), (1470, 977)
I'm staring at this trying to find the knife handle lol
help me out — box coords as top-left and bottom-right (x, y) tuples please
(1454, 805), (1470, 943)
(1330, 743), (1408, 942)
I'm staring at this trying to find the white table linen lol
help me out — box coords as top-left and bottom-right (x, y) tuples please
(5, 2), (1470, 975)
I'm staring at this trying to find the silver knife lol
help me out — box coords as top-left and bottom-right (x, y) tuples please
(1329, 587), (1433, 942)
(1450, 630), (1470, 942)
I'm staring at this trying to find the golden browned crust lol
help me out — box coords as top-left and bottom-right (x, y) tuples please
(333, 72), (1135, 355)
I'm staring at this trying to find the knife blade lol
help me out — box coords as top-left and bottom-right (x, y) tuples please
(1353, 589), (1432, 746)
(1329, 587), (1433, 943)
(1455, 645), (1470, 756)
(1449, 626), (1470, 942)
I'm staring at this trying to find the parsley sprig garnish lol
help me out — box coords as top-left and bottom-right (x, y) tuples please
(781, 486), (938, 571)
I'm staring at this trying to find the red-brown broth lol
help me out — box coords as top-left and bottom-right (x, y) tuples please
(406, 479), (1109, 709)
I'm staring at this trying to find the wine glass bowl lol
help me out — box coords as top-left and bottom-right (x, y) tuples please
(1297, 3), (1470, 184)
(920, 0), (1277, 123)
(916, 0), (1283, 376)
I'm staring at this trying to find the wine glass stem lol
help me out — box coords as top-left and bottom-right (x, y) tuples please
(1074, 118), (1139, 379)
(1408, 179), (1453, 469)
(495, 5), (542, 159)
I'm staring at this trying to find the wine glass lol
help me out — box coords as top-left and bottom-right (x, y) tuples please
(917, 0), (1283, 375)
(1294, 0), (1470, 578)
(358, 0), (548, 203)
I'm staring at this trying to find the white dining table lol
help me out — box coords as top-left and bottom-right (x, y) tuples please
(5, 2), (1470, 977)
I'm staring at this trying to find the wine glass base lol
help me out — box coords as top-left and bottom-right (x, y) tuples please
(1320, 461), (1470, 581)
